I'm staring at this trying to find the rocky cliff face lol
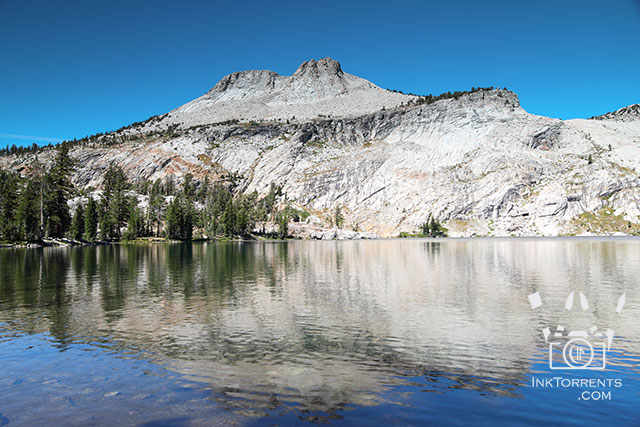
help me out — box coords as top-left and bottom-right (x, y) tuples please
(2, 58), (640, 237)
(149, 57), (415, 128)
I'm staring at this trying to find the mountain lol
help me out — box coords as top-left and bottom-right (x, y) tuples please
(591, 103), (640, 122)
(143, 57), (414, 128)
(2, 58), (640, 238)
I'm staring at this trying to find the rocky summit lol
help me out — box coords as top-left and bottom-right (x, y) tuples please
(2, 58), (640, 237)
(149, 57), (414, 128)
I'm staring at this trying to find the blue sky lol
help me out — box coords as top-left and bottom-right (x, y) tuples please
(1, 0), (639, 149)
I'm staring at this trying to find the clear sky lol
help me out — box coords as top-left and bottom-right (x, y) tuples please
(1, 0), (639, 149)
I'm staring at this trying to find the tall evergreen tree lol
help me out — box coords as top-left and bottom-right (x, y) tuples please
(69, 203), (85, 240)
(31, 158), (46, 239)
(182, 198), (194, 240)
(100, 163), (129, 240)
(44, 144), (75, 238)
(165, 194), (194, 240)
(148, 181), (164, 237)
(182, 173), (195, 199)
(197, 175), (209, 202)
(261, 183), (282, 220)
(236, 205), (249, 236)
(15, 177), (42, 242)
(420, 213), (446, 237)
(223, 199), (236, 236)
(203, 183), (218, 238)
(165, 196), (183, 240)
(208, 183), (232, 236)
(84, 196), (98, 241)
(334, 205), (344, 229)
(0, 169), (20, 240)
(99, 199), (116, 240)
(181, 174), (195, 239)
(123, 202), (145, 240)
(277, 210), (289, 239)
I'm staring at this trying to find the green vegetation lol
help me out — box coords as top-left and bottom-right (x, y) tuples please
(0, 171), (20, 240)
(44, 145), (75, 237)
(398, 214), (448, 238)
(0, 85), (503, 160)
(0, 114), (172, 157)
(419, 214), (447, 237)
(0, 143), (75, 241)
(277, 210), (289, 239)
(83, 197), (98, 241)
(387, 86), (497, 106)
(0, 142), (41, 157)
(123, 203), (145, 241)
(333, 205), (344, 229)
(165, 195), (193, 240)
(570, 207), (640, 235)
(69, 203), (84, 240)
(306, 139), (327, 148)
(285, 205), (310, 223)
(0, 146), (299, 244)
(99, 162), (130, 240)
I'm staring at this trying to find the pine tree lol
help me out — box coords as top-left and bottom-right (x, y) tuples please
(182, 173), (195, 199)
(99, 198), (116, 240)
(84, 196), (98, 241)
(334, 205), (344, 229)
(181, 175), (195, 240)
(185, 198), (195, 240)
(100, 163), (129, 240)
(420, 213), (446, 237)
(429, 215), (438, 236)
(203, 182), (220, 238)
(197, 175), (209, 202)
(44, 144), (75, 238)
(123, 202), (145, 240)
(165, 196), (183, 240)
(15, 177), (42, 242)
(420, 219), (431, 237)
(31, 158), (46, 239)
(277, 210), (289, 239)
(69, 202), (85, 240)
(148, 180), (164, 237)
(0, 169), (20, 240)
(223, 199), (236, 236)
(164, 176), (175, 195)
(261, 183), (282, 220)
(236, 205), (249, 235)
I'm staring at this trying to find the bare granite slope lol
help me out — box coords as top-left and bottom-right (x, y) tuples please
(591, 104), (640, 122)
(2, 58), (640, 238)
(151, 57), (415, 127)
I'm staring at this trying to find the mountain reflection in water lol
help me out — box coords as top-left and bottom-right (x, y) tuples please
(1, 239), (639, 424)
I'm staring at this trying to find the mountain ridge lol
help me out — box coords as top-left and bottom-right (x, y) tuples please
(1, 58), (639, 238)
(149, 58), (415, 129)
(591, 104), (640, 122)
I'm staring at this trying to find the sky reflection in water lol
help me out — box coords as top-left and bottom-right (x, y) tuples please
(0, 239), (639, 425)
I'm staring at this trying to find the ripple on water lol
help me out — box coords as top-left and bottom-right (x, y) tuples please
(0, 239), (639, 424)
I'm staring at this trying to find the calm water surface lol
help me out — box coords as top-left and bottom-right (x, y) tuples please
(0, 238), (639, 425)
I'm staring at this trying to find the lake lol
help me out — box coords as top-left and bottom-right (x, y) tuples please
(0, 238), (639, 425)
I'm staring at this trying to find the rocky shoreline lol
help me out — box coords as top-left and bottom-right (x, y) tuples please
(3, 227), (639, 249)
(0, 223), (379, 248)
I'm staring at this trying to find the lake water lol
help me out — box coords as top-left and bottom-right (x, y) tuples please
(0, 238), (639, 425)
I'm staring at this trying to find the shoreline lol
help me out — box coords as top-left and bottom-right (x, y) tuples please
(2, 234), (640, 249)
